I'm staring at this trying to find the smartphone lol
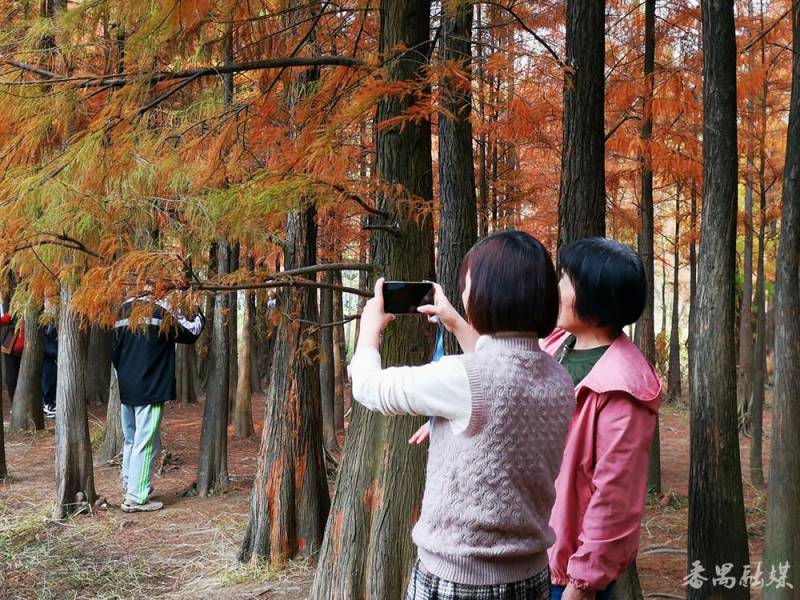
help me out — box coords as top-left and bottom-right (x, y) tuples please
(382, 281), (434, 315)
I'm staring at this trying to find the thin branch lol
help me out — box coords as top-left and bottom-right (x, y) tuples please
(740, 7), (791, 54)
(476, 1), (564, 67)
(4, 56), (366, 89)
(192, 278), (372, 297)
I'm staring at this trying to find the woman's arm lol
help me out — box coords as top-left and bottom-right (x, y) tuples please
(566, 394), (656, 592)
(417, 283), (479, 353)
(353, 278), (472, 431)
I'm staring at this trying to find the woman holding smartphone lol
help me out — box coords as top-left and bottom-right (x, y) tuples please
(350, 231), (575, 600)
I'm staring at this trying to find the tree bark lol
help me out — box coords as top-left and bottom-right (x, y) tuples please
(86, 324), (111, 406)
(319, 271), (338, 450)
(331, 270), (347, 434)
(476, 5), (489, 237)
(558, 0), (606, 250)
(239, 1), (329, 565)
(763, 2), (800, 595)
(175, 343), (198, 404)
(10, 306), (45, 431)
(687, 180), (698, 397)
(438, 0), (477, 354)
(228, 242), (240, 420)
(0, 355), (6, 479)
(688, 2), (750, 597)
(196, 240), (230, 496)
(97, 368), (124, 463)
(311, 1), (435, 597)
(53, 285), (96, 520)
(668, 185), (682, 401)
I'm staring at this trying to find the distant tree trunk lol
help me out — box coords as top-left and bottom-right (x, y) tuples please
(98, 368), (124, 463)
(331, 271), (347, 434)
(0, 358), (6, 479)
(763, 3), (800, 595)
(87, 325), (111, 406)
(749, 9), (769, 488)
(688, 2), (750, 597)
(10, 306), (45, 431)
(476, 5), (489, 237)
(175, 344), (197, 404)
(558, 0), (606, 250)
(196, 241), (230, 497)
(53, 285), (96, 520)
(228, 242), (240, 419)
(196, 242), (217, 390)
(239, 1), (329, 565)
(319, 272), (338, 450)
(311, 2), (435, 597)
(668, 185), (682, 401)
(233, 290), (254, 438)
(249, 289), (261, 394)
(438, 0), (477, 354)
(687, 180), (698, 396)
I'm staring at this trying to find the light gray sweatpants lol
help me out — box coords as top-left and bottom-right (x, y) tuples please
(121, 403), (163, 504)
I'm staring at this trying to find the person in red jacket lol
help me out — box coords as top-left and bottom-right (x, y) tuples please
(0, 303), (24, 401)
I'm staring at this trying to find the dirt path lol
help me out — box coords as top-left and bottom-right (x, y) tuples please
(1, 395), (771, 599)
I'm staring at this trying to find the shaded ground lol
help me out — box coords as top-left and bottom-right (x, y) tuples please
(1, 392), (772, 599)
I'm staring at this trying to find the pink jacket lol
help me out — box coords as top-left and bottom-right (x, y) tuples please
(542, 328), (662, 591)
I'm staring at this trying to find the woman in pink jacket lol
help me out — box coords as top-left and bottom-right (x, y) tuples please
(545, 238), (662, 600)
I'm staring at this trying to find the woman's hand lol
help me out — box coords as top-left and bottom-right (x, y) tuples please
(356, 277), (396, 352)
(416, 283), (463, 333)
(562, 583), (595, 600)
(409, 421), (430, 445)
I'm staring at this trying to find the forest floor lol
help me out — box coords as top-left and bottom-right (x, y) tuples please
(0, 391), (772, 600)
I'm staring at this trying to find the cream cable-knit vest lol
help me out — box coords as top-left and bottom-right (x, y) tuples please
(412, 334), (575, 585)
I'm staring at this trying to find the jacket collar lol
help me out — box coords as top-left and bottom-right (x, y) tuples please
(543, 328), (662, 411)
(476, 333), (542, 354)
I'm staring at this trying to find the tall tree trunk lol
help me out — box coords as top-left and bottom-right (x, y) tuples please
(749, 7), (769, 488)
(311, 1), (435, 596)
(233, 270), (254, 438)
(87, 325), (111, 406)
(736, 5), (756, 428)
(331, 269), (347, 434)
(53, 285), (96, 520)
(228, 242), (240, 419)
(687, 180), (698, 397)
(98, 368), (124, 463)
(688, 2), (750, 597)
(196, 242), (217, 390)
(10, 306), (45, 431)
(175, 344), (198, 404)
(438, 0), (477, 354)
(319, 272), (338, 450)
(557, 0), (606, 250)
(239, 1), (329, 565)
(476, 5), (489, 238)
(763, 3), (800, 595)
(0, 354), (6, 479)
(668, 185), (682, 401)
(196, 241), (230, 496)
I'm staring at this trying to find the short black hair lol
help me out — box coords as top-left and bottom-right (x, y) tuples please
(459, 231), (559, 337)
(559, 237), (647, 331)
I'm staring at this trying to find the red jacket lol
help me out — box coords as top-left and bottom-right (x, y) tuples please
(0, 312), (24, 355)
(542, 328), (662, 591)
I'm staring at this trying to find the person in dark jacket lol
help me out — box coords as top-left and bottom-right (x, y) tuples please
(112, 295), (204, 513)
(41, 323), (58, 418)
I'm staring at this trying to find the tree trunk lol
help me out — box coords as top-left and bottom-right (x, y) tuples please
(688, 2), (750, 597)
(10, 306), (45, 431)
(233, 281), (254, 438)
(319, 271), (338, 450)
(175, 343), (198, 404)
(86, 325), (111, 406)
(476, 5), (488, 238)
(331, 270), (347, 434)
(557, 0), (606, 250)
(438, 0), (477, 354)
(311, 1), (435, 597)
(249, 287), (261, 394)
(195, 242), (217, 390)
(53, 285), (96, 520)
(687, 180), (698, 397)
(668, 185), (682, 401)
(98, 368), (124, 463)
(196, 240), (230, 496)
(763, 3), (800, 595)
(239, 2), (329, 565)
(0, 356), (6, 479)
(749, 8), (769, 488)
(228, 242), (240, 420)
(239, 205), (329, 565)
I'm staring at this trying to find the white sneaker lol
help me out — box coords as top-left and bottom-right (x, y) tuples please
(121, 499), (163, 513)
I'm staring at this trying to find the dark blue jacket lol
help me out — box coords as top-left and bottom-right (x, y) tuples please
(112, 297), (205, 406)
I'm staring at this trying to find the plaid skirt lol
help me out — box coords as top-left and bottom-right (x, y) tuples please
(404, 560), (550, 600)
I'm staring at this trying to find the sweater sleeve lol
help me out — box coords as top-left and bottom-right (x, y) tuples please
(567, 394), (656, 591)
(349, 348), (472, 434)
